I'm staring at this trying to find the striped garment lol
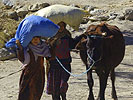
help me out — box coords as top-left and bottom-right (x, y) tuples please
(46, 64), (71, 95)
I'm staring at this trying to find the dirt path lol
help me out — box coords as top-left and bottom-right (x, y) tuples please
(0, 45), (133, 100)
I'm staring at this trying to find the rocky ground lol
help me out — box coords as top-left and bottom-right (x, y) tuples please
(0, 0), (133, 100)
(0, 47), (133, 100)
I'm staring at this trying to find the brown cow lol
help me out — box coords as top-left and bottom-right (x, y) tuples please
(76, 22), (125, 100)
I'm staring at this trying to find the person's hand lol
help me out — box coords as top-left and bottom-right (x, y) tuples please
(16, 40), (20, 45)
(16, 40), (22, 50)
(47, 38), (57, 47)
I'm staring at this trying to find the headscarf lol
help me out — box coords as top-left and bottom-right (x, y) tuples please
(23, 40), (51, 64)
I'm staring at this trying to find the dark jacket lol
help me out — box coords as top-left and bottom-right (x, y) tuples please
(49, 32), (82, 65)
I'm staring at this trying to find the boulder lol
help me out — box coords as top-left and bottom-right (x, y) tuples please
(16, 6), (29, 18)
(2, 0), (13, 9)
(0, 48), (16, 61)
(124, 8), (133, 21)
(7, 11), (18, 20)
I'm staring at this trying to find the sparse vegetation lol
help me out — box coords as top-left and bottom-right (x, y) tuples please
(0, 3), (21, 48)
(0, 17), (20, 48)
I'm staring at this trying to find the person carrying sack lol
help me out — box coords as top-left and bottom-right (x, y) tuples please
(16, 36), (51, 100)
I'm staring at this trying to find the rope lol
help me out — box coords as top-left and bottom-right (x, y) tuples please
(0, 50), (96, 79)
(0, 69), (22, 80)
(55, 52), (95, 77)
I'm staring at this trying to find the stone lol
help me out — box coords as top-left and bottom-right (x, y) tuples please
(0, 48), (16, 61)
(16, 6), (29, 18)
(124, 8), (133, 21)
(2, 0), (13, 9)
(7, 11), (18, 20)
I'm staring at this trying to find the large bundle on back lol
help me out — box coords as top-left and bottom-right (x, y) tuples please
(5, 15), (59, 48)
(34, 4), (88, 31)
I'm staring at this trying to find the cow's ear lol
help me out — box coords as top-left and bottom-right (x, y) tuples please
(101, 23), (110, 33)
(102, 32), (107, 36)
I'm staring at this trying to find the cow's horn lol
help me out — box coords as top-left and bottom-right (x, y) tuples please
(102, 32), (107, 36)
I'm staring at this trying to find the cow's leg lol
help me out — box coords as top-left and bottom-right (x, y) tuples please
(61, 93), (66, 100)
(79, 51), (94, 100)
(96, 70), (109, 100)
(52, 94), (61, 100)
(87, 69), (94, 100)
(110, 68), (118, 100)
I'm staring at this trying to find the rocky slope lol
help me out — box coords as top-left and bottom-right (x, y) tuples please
(0, 0), (133, 60)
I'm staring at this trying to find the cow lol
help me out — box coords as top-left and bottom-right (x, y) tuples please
(75, 22), (125, 100)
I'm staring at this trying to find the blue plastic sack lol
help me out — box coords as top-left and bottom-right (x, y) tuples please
(5, 15), (59, 48)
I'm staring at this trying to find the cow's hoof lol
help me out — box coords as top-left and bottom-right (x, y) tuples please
(88, 95), (94, 100)
(112, 93), (118, 100)
(96, 97), (105, 100)
(88, 98), (94, 100)
(113, 98), (118, 100)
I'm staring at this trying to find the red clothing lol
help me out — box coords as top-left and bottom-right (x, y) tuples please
(55, 39), (70, 59)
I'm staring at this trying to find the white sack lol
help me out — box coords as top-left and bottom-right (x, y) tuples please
(34, 4), (88, 30)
